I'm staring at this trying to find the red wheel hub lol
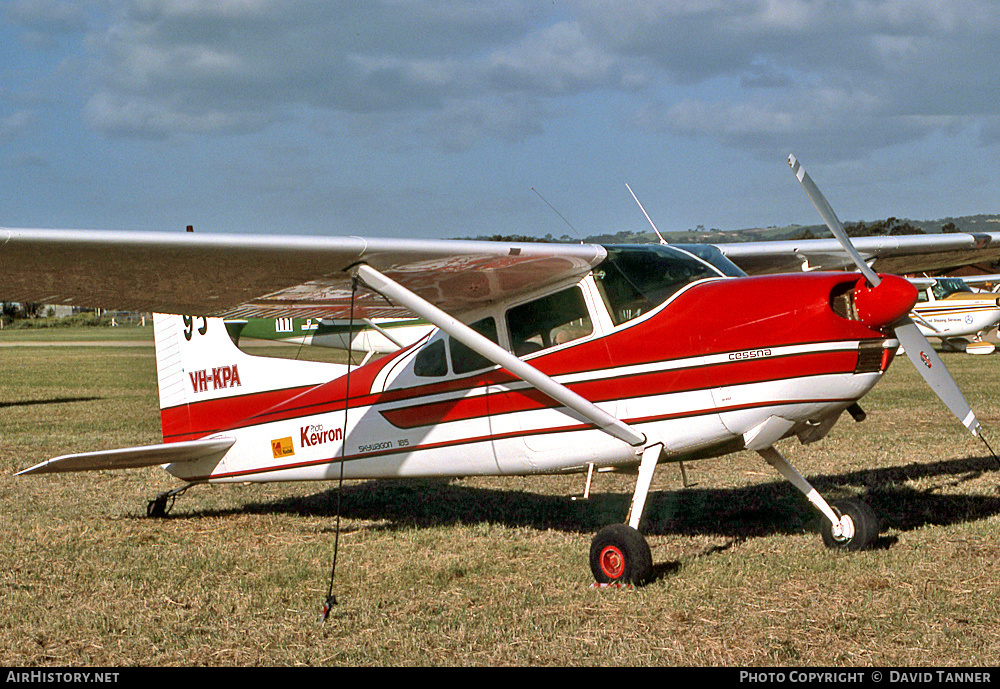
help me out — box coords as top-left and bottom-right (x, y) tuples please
(599, 545), (625, 579)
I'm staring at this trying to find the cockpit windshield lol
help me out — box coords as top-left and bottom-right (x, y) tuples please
(594, 244), (744, 325)
(932, 278), (973, 300)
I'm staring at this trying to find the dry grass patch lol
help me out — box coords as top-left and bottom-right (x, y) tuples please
(3, 341), (1000, 665)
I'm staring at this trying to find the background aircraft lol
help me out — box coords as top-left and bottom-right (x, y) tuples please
(906, 277), (1000, 354)
(4, 156), (1000, 591)
(226, 316), (431, 361)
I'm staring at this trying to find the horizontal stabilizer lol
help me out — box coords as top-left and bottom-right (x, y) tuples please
(16, 438), (235, 476)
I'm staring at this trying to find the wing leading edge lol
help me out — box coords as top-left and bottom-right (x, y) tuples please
(719, 233), (1000, 276)
(5, 227), (1000, 319)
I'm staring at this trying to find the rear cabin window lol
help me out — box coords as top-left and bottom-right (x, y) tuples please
(413, 338), (447, 377)
(506, 287), (593, 357)
(593, 245), (738, 326)
(450, 317), (499, 374)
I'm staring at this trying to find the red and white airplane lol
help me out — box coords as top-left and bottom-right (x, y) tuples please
(5, 156), (1000, 588)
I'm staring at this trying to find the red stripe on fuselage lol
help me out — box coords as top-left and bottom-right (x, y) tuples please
(160, 341), (408, 443)
(379, 348), (860, 429)
(161, 385), (318, 442)
(178, 392), (858, 483)
(164, 272), (888, 441)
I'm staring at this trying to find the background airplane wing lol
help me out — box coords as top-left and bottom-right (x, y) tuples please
(959, 274), (1000, 286)
(718, 233), (1000, 276)
(0, 228), (605, 319)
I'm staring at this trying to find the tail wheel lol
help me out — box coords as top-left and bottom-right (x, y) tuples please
(821, 499), (879, 551)
(589, 524), (652, 585)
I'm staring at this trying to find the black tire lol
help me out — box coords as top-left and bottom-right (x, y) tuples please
(589, 524), (653, 585)
(820, 499), (878, 551)
(146, 494), (169, 518)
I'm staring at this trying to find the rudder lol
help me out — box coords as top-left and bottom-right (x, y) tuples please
(153, 314), (346, 443)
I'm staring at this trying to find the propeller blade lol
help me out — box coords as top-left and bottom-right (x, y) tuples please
(789, 154), (983, 438)
(787, 155), (881, 287)
(893, 318), (981, 436)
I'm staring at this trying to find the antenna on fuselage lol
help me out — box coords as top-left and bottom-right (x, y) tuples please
(625, 184), (668, 245)
(531, 187), (583, 242)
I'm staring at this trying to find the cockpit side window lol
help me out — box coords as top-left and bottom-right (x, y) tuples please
(450, 317), (499, 374)
(932, 278), (973, 300)
(506, 287), (593, 357)
(594, 245), (734, 326)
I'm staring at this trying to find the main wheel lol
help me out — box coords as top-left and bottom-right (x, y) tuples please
(820, 499), (878, 551)
(589, 524), (652, 585)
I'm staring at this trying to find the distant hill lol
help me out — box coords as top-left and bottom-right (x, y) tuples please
(667, 214), (1000, 245)
(462, 214), (1000, 245)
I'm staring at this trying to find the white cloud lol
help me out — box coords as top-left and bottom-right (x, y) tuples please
(485, 21), (620, 94)
(15, 0), (998, 160)
(581, 0), (1000, 159)
(83, 90), (271, 138)
(9, 0), (90, 33)
(72, 1), (629, 148)
(0, 109), (34, 142)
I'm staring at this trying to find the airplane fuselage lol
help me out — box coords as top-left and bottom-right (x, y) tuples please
(163, 268), (899, 485)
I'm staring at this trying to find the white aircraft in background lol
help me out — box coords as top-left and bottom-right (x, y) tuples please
(904, 276), (1000, 354)
(4, 156), (1000, 593)
(226, 316), (432, 362)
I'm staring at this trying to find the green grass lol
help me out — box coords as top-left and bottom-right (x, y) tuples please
(2, 340), (1000, 665)
(0, 323), (154, 342)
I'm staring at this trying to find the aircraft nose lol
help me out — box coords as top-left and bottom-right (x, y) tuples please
(852, 274), (918, 328)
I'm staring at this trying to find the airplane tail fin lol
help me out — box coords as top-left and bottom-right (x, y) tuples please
(153, 314), (346, 443)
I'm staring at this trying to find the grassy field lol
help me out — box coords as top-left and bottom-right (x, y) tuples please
(0, 323), (155, 343)
(2, 334), (1000, 666)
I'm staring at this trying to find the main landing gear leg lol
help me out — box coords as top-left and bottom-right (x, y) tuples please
(146, 484), (193, 518)
(757, 446), (878, 551)
(589, 443), (663, 586)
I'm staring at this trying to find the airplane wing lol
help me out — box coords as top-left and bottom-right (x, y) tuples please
(959, 274), (1000, 286)
(0, 228), (605, 319)
(5, 227), (1000, 320)
(718, 233), (1000, 276)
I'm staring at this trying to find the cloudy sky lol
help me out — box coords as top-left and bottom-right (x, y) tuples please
(2, 0), (999, 241)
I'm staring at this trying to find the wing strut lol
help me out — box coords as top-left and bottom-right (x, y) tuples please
(352, 264), (647, 448)
(361, 317), (406, 349)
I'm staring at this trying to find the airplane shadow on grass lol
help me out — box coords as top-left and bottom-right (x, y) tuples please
(152, 453), (1000, 583)
(190, 452), (1000, 546)
(0, 396), (101, 409)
